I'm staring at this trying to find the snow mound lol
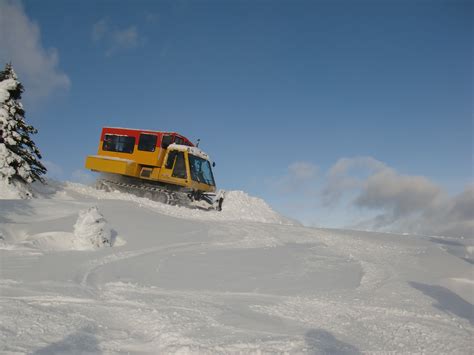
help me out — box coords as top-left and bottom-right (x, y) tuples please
(0, 178), (32, 199)
(65, 182), (296, 225)
(19, 207), (121, 251)
(219, 190), (295, 224)
(23, 231), (90, 251)
(73, 207), (114, 248)
(0, 233), (14, 250)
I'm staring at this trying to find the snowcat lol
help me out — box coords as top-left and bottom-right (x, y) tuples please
(85, 127), (224, 210)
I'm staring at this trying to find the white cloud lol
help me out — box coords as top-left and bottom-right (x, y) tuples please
(288, 161), (318, 181)
(355, 168), (442, 217)
(355, 191), (474, 239)
(328, 156), (386, 177)
(145, 13), (159, 23)
(92, 19), (143, 55)
(271, 161), (319, 194)
(0, 0), (70, 101)
(92, 19), (108, 42)
(322, 156), (473, 238)
(322, 156), (387, 206)
(113, 27), (140, 49)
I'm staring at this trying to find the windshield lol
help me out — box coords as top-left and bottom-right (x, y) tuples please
(189, 154), (215, 186)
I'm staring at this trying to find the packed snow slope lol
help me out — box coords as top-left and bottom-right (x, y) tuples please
(0, 181), (473, 353)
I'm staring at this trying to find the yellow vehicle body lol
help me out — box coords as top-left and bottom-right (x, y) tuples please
(85, 127), (216, 193)
(85, 156), (139, 176)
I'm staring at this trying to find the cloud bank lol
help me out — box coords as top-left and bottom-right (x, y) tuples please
(324, 157), (473, 238)
(322, 156), (387, 206)
(0, 0), (70, 100)
(276, 157), (472, 238)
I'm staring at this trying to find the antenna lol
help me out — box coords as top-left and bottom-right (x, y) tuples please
(196, 138), (200, 147)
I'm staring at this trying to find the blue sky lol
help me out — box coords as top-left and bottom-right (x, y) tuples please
(1, 0), (472, 233)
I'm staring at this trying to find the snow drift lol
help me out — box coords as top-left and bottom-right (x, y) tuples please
(65, 181), (295, 225)
(73, 207), (114, 248)
(1, 204), (120, 252)
(0, 180), (472, 353)
(0, 178), (31, 199)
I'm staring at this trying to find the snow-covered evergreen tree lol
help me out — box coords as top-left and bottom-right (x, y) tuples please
(0, 63), (46, 186)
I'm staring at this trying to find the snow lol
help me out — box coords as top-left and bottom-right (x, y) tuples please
(22, 231), (100, 252)
(0, 203), (121, 252)
(0, 78), (16, 103)
(0, 177), (32, 199)
(0, 180), (472, 353)
(0, 179), (22, 199)
(66, 181), (294, 225)
(168, 143), (210, 160)
(73, 207), (116, 249)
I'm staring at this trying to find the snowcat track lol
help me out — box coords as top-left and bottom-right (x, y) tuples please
(96, 178), (223, 211)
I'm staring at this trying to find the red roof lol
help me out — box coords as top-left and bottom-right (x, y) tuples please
(100, 127), (194, 147)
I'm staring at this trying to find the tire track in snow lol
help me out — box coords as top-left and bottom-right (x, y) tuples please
(79, 229), (208, 289)
(80, 241), (204, 288)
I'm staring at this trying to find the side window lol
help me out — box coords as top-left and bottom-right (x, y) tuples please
(102, 134), (114, 151)
(175, 137), (184, 145)
(161, 135), (173, 148)
(138, 134), (157, 152)
(172, 152), (187, 179)
(165, 151), (177, 169)
(103, 134), (135, 154)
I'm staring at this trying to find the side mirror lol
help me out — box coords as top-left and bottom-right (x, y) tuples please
(161, 135), (173, 149)
(212, 162), (216, 167)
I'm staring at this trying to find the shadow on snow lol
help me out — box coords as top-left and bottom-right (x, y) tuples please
(409, 281), (474, 325)
(305, 328), (360, 355)
(32, 326), (101, 354)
